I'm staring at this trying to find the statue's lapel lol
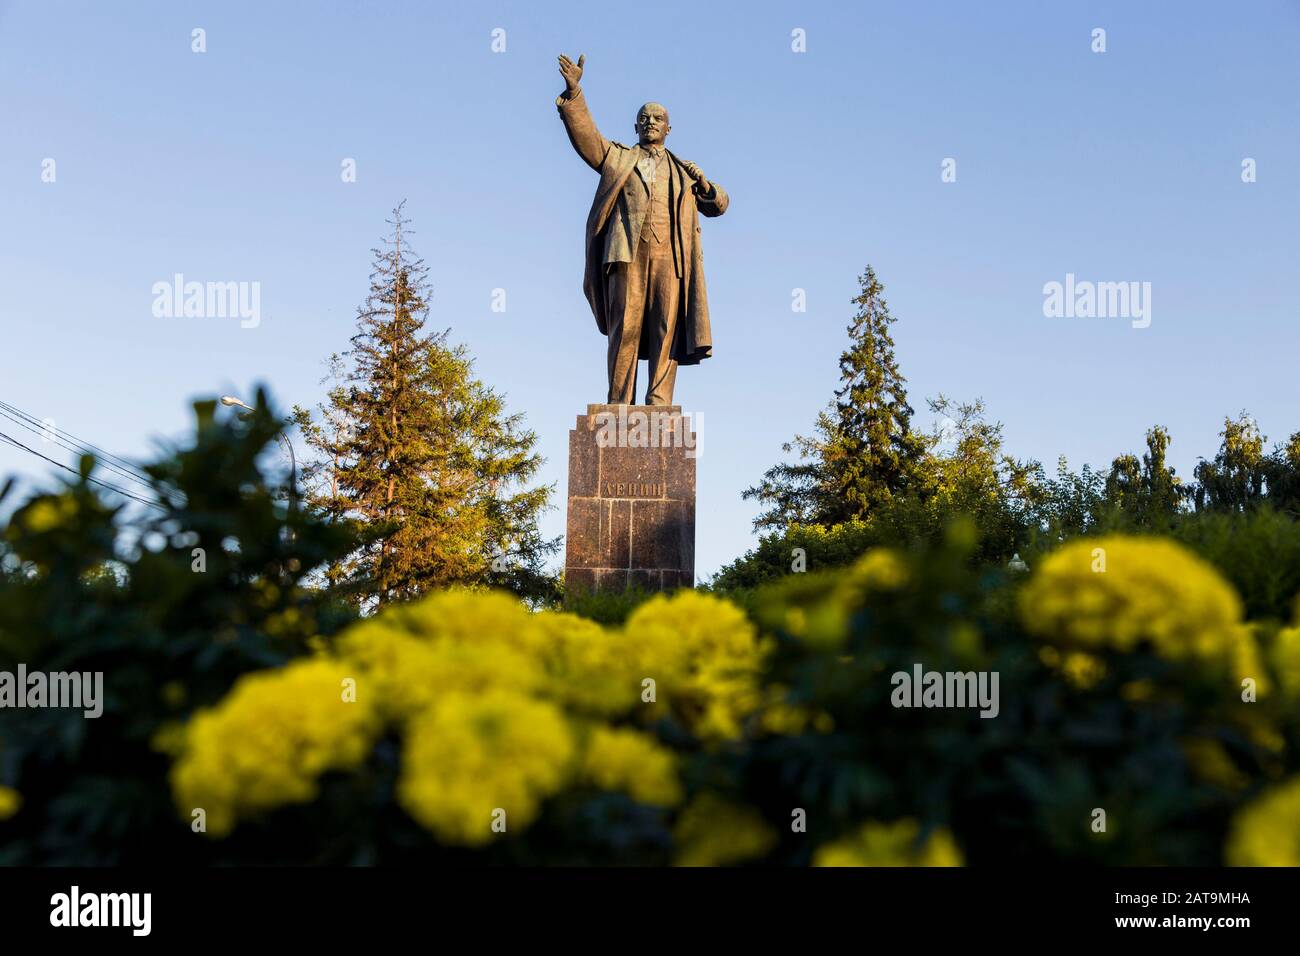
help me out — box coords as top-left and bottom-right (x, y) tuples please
(632, 146), (653, 194)
(667, 149), (688, 218)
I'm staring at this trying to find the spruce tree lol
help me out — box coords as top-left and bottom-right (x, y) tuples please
(293, 204), (558, 605)
(745, 266), (926, 529)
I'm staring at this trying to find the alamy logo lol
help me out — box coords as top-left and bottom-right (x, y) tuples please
(0, 665), (103, 718)
(890, 664), (1000, 718)
(594, 407), (701, 459)
(151, 273), (261, 328)
(50, 886), (151, 936)
(1042, 273), (1151, 329)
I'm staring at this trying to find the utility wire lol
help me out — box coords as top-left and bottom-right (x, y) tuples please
(0, 398), (154, 486)
(0, 429), (165, 511)
(0, 405), (156, 492)
(0, 399), (154, 483)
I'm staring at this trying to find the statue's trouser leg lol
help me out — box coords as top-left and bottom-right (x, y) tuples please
(605, 253), (646, 404)
(642, 241), (680, 406)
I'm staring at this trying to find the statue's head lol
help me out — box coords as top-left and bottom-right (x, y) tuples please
(634, 103), (670, 147)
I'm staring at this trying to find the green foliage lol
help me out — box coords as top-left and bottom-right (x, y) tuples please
(1167, 506), (1300, 621)
(732, 314), (1300, 592)
(1265, 432), (1300, 516)
(293, 205), (559, 606)
(1105, 425), (1186, 527)
(718, 399), (1042, 589)
(1194, 413), (1267, 512)
(712, 521), (885, 592)
(906, 396), (1040, 560)
(735, 268), (1300, 594)
(727, 525), (1300, 865)
(744, 266), (926, 530)
(0, 391), (359, 864)
(5, 417), (1299, 865)
(1193, 413), (1300, 518)
(737, 268), (1055, 574)
(561, 582), (658, 625)
(1026, 456), (1107, 538)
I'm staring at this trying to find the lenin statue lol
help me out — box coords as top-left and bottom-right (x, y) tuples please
(556, 53), (729, 406)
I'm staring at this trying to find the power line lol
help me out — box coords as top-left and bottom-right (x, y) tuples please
(0, 398), (154, 486)
(0, 429), (165, 511)
(0, 398), (154, 483)
(0, 405), (156, 492)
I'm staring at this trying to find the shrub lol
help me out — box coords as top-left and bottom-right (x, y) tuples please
(6, 401), (1300, 866)
(0, 392), (360, 864)
(157, 526), (1300, 865)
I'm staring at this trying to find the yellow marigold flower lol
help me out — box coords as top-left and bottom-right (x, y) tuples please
(760, 700), (812, 736)
(530, 612), (644, 717)
(171, 659), (380, 838)
(623, 590), (765, 743)
(342, 625), (544, 721)
(813, 819), (963, 867)
(626, 589), (756, 679)
(783, 607), (808, 636)
(150, 720), (188, 758)
(1183, 738), (1248, 792)
(1063, 651), (1106, 689)
(399, 690), (573, 846)
(581, 727), (682, 807)
(380, 588), (552, 654)
(263, 605), (312, 639)
(771, 550), (909, 654)
(1018, 536), (1246, 670)
(757, 684), (835, 736)
(19, 497), (75, 533)
(1271, 625), (1300, 698)
(836, 548), (910, 603)
(337, 590), (551, 721)
(1040, 646), (1107, 689)
(1225, 777), (1300, 866)
(1232, 624), (1268, 696)
(780, 601), (849, 652)
(0, 786), (22, 820)
(672, 793), (777, 866)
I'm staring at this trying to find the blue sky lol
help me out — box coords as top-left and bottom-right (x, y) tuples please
(2, 0), (1298, 577)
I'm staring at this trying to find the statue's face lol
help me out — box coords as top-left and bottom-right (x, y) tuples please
(635, 103), (670, 147)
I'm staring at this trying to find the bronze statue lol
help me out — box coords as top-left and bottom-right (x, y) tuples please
(556, 54), (729, 406)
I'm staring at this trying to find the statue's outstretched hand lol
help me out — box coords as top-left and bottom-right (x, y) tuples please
(558, 54), (585, 95)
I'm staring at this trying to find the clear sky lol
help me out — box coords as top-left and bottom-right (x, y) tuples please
(2, 1), (1298, 577)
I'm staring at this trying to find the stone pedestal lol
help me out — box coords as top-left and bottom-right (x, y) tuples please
(565, 404), (696, 593)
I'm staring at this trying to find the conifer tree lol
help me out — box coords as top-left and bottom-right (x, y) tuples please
(744, 266), (926, 529)
(294, 204), (558, 605)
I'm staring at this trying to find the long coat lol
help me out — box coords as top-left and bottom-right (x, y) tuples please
(557, 89), (728, 365)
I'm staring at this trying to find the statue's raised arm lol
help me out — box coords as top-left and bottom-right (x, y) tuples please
(556, 54), (608, 172)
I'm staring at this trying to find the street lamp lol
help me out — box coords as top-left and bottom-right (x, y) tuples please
(220, 395), (297, 512)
